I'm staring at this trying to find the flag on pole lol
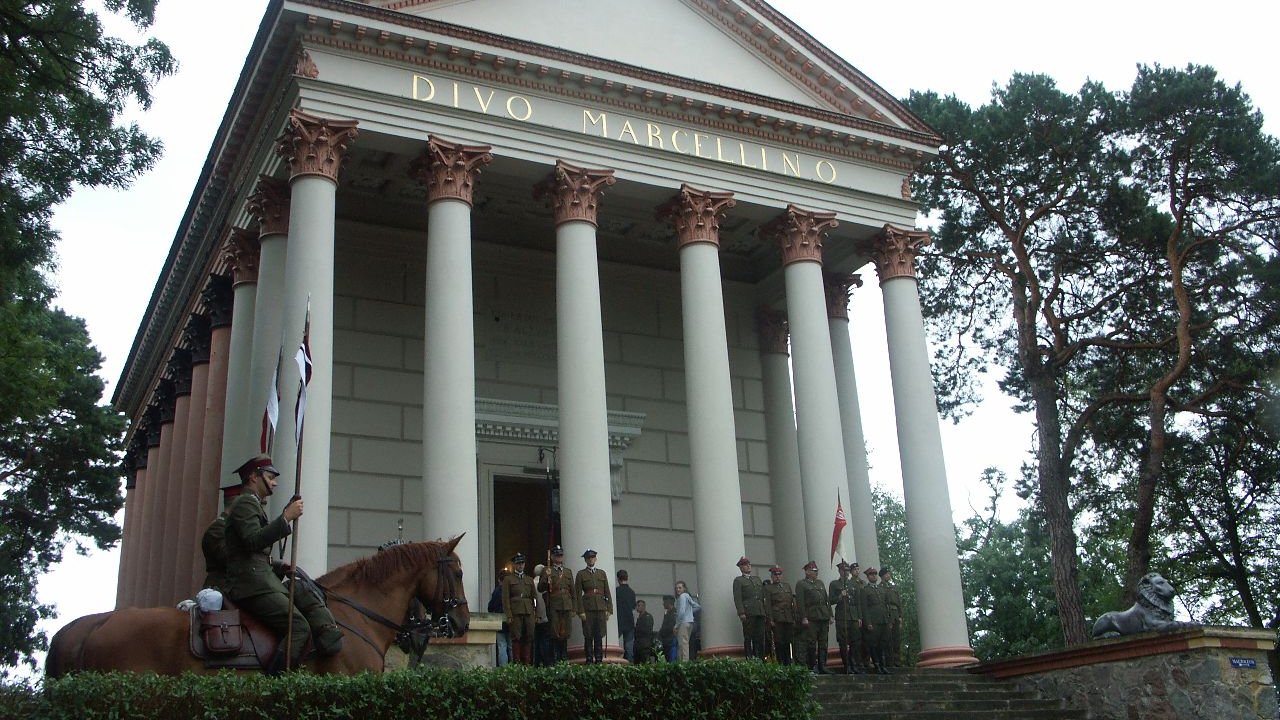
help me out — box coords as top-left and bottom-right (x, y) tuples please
(830, 490), (848, 565)
(294, 301), (312, 445)
(260, 349), (281, 452)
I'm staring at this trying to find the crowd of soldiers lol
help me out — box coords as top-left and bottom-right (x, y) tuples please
(496, 548), (902, 672)
(738, 556), (903, 674)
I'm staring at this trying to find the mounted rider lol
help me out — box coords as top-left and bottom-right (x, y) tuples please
(224, 454), (343, 673)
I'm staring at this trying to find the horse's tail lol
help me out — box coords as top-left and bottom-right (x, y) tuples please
(46, 612), (113, 679)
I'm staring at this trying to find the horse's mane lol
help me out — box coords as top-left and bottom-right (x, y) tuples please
(318, 537), (456, 587)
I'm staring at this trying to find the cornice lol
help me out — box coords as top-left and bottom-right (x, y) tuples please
(475, 397), (645, 451)
(290, 0), (938, 154)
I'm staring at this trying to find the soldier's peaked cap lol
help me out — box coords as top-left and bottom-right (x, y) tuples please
(879, 566), (891, 576)
(582, 548), (597, 558)
(864, 566), (879, 576)
(736, 556), (752, 566)
(550, 545), (564, 556)
(769, 566), (783, 575)
(232, 454), (279, 480)
(802, 560), (818, 571)
(511, 552), (526, 563)
(836, 560), (852, 569)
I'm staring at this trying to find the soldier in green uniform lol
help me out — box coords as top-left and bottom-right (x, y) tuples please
(538, 545), (575, 662)
(502, 552), (537, 664)
(859, 566), (889, 674)
(574, 548), (612, 663)
(880, 566), (903, 667)
(732, 556), (767, 659)
(199, 487), (237, 592)
(794, 560), (832, 674)
(224, 455), (342, 673)
(829, 560), (864, 674)
(763, 565), (797, 665)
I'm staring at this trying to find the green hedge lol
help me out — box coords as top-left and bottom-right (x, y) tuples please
(3, 660), (816, 720)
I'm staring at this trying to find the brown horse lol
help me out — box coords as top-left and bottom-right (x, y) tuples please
(47, 536), (468, 676)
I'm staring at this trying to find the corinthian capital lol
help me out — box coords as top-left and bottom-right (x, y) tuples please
(222, 226), (260, 287)
(275, 109), (359, 182)
(656, 184), (736, 250)
(534, 160), (616, 227)
(823, 272), (863, 320)
(756, 307), (790, 355)
(864, 224), (931, 282)
(408, 136), (493, 206)
(245, 175), (291, 237)
(761, 204), (839, 266)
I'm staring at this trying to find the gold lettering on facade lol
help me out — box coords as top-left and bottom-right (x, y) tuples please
(412, 75), (436, 101)
(407, 74), (844, 187)
(506, 95), (533, 121)
(815, 160), (837, 183)
(671, 129), (688, 154)
(473, 87), (496, 113)
(781, 153), (800, 177)
(618, 120), (639, 144)
(647, 123), (664, 149)
(693, 134), (710, 158)
(584, 110), (607, 137)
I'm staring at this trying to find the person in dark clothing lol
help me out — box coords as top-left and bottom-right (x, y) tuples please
(615, 569), (637, 661)
(487, 569), (510, 666)
(633, 599), (656, 663)
(658, 595), (677, 662)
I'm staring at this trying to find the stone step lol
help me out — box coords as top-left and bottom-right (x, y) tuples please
(816, 689), (1038, 703)
(819, 711), (1086, 720)
(819, 697), (1065, 713)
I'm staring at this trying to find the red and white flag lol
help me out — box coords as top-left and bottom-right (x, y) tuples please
(294, 302), (312, 446)
(830, 491), (848, 565)
(260, 349), (281, 453)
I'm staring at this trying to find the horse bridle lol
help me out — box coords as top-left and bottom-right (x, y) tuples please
(315, 553), (465, 658)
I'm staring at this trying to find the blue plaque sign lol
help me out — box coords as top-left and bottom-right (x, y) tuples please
(1229, 657), (1257, 669)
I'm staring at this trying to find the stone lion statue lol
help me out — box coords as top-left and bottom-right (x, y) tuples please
(1091, 573), (1187, 639)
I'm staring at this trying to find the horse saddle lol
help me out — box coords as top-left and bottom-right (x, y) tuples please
(188, 601), (288, 671)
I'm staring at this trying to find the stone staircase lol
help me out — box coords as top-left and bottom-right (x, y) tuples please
(812, 669), (1087, 720)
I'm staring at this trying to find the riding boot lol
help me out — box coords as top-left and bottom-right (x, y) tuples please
(876, 649), (890, 674)
(816, 647), (831, 674)
(265, 645), (289, 676)
(837, 645), (849, 674)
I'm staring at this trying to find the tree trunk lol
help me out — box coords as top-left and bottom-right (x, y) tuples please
(1031, 376), (1090, 645)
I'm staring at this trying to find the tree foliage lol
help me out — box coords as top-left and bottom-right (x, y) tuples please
(0, 0), (172, 674)
(871, 485), (918, 664)
(906, 66), (1280, 644)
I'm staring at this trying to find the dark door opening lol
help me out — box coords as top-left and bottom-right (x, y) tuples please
(493, 474), (560, 575)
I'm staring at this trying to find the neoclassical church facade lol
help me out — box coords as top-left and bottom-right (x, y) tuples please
(113, 0), (975, 666)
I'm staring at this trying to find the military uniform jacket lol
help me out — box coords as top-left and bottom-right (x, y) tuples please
(829, 578), (862, 622)
(540, 565), (575, 611)
(733, 574), (766, 617)
(223, 492), (292, 600)
(881, 582), (902, 624)
(795, 577), (832, 621)
(859, 583), (889, 625)
(574, 567), (612, 613)
(201, 514), (229, 590)
(764, 581), (797, 624)
(502, 571), (537, 618)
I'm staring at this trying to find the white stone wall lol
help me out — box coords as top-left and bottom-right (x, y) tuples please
(326, 231), (775, 604)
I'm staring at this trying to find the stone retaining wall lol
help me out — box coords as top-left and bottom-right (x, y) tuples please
(972, 626), (1276, 719)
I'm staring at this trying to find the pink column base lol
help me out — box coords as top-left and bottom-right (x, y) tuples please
(918, 645), (979, 667)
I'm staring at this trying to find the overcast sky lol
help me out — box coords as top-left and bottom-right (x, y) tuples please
(27, 0), (1279, 671)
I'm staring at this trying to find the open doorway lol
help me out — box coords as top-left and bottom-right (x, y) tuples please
(492, 474), (560, 574)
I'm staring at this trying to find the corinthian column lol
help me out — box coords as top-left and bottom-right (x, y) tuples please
(158, 351), (193, 604)
(270, 109), (358, 574)
(761, 205), (852, 587)
(757, 308), (807, 581)
(116, 439), (147, 608)
(175, 314), (212, 599)
(863, 224), (975, 667)
(243, 178), (289, 467)
(410, 136), (491, 609)
(536, 160), (618, 657)
(132, 408), (163, 606)
(824, 273), (879, 569)
(658, 184), (744, 657)
(193, 274), (233, 592)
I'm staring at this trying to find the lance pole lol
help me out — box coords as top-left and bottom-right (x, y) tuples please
(284, 299), (311, 671)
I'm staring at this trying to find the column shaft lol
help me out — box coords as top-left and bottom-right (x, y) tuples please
(194, 322), (231, 591)
(225, 277), (259, 475)
(422, 197), (480, 604)
(175, 358), (210, 600)
(133, 439), (162, 605)
(160, 389), (192, 604)
(115, 464), (142, 608)
(758, 312), (808, 581)
(868, 224), (975, 666)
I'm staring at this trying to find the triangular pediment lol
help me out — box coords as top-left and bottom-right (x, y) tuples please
(367, 0), (929, 134)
